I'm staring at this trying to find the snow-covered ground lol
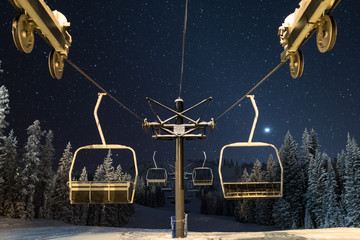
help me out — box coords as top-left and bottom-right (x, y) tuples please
(1, 199), (360, 239)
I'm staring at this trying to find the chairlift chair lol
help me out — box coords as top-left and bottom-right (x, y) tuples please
(68, 93), (138, 204)
(218, 95), (283, 199)
(192, 151), (213, 186)
(146, 151), (168, 187)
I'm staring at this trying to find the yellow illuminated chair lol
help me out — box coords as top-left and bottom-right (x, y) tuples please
(218, 95), (283, 199)
(68, 93), (138, 204)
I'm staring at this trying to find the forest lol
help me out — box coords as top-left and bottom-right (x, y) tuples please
(0, 83), (360, 229)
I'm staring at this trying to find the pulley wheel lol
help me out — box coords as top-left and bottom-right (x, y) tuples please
(289, 50), (304, 79)
(8, 0), (22, 11)
(12, 14), (34, 53)
(48, 50), (64, 79)
(316, 15), (337, 53)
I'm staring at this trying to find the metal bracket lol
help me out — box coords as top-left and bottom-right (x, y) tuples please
(143, 97), (215, 140)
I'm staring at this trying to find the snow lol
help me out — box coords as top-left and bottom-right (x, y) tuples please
(2, 199), (360, 240)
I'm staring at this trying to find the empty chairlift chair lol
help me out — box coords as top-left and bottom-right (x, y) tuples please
(68, 93), (138, 204)
(146, 151), (168, 187)
(218, 95), (283, 199)
(192, 151), (213, 186)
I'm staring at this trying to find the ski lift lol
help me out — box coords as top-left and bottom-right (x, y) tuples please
(218, 95), (283, 199)
(68, 93), (138, 204)
(192, 151), (213, 186)
(146, 151), (168, 187)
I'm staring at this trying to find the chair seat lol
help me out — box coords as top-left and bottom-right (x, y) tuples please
(223, 182), (282, 198)
(69, 181), (132, 204)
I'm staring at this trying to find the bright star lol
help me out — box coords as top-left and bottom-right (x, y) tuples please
(264, 127), (271, 133)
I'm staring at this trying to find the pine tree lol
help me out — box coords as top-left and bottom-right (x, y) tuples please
(343, 134), (360, 227)
(103, 150), (115, 181)
(0, 85), (10, 140)
(305, 149), (322, 228)
(301, 129), (311, 189)
(135, 176), (146, 205)
(236, 168), (254, 223)
(255, 154), (278, 225)
(0, 130), (18, 217)
(100, 151), (118, 226)
(115, 164), (125, 181)
(52, 142), (73, 223)
(80, 167), (88, 181)
(36, 130), (55, 219)
(0, 85), (10, 215)
(273, 198), (292, 229)
(249, 159), (263, 182)
(73, 167), (88, 225)
(277, 131), (304, 228)
(322, 153), (343, 228)
(17, 120), (44, 220)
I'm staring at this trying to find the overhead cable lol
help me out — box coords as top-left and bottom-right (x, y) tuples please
(65, 59), (143, 121)
(215, 61), (285, 121)
(178, 0), (189, 98)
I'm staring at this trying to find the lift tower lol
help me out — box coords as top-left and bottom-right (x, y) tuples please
(143, 97), (215, 238)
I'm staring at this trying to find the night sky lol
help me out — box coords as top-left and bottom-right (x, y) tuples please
(1, 0), (360, 169)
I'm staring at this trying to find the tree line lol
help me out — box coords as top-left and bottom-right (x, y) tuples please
(0, 85), (134, 226)
(201, 129), (360, 229)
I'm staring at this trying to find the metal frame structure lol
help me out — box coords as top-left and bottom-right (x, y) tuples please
(8, 0), (72, 79)
(192, 151), (213, 186)
(218, 95), (283, 199)
(68, 93), (138, 204)
(143, 97), (215, 140)
(146, 151), (168, 187)
(278, 0), (341, 78)
(144, 97), (215, 238)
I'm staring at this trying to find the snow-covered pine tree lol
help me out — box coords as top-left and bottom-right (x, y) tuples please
(73, 167), (88, 225)
(0, 85), (10, 140)
(0, 130), (18, 217)
(115, 164), (125, 181)
(35, 130), (55, 219)
(304, 205), (314, 229)
(0, 85), (10, 214)
(250, 159), (263, 182)
(103, 150), (115, 181)
(80, 167), (88, 181)
(87, 163), (105, 226)
(305, 149), (322, 228)
(322, 153), (343, 228)
(343, 134), (360, 227)
(52, 142), (73, 223)
(135, 176), (146, 205)
(301, 129), (311, 190)
(17, 120), (44, 220)
(236, 168), (255, 223)
(315, 152), (329, 227)
(100, 150), (119, 227)
(255, 154), (277, 225)
(276, 131), (304, 228)
(273, 198), (292, 229)
(336, 150), (346, 196)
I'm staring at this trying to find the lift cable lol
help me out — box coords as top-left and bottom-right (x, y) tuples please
(65, 58), (143, 121)
(178, 0), (189, 99)
(215, 61), (285, 121)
